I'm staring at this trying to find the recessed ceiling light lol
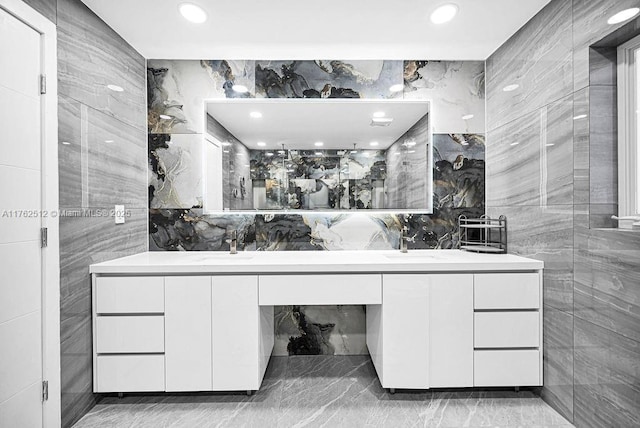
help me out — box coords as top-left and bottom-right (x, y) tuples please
(608, 7), (640, 25)
(546, 143), (555, 147)
(372, 117), (394, 124)
(159, 114), (172, 120)
(104, 140), (114, 143)
(179, 3), (207, 23)
(278, 150), (285, 154)
(232, 84), (249, 93)
(389, 84), (404, 93)
(404, 141), (417, 147)
(257, 142), (266, 147)
(106, 84), (124, 92)
(249, 111), (262, 119)
(315, 152), (323, 156)
(314, 142), (324, 147)
(266, 152), (274, 157)
(221, 142), (232, 146)
(350, 150), (358, 153)
(430, 3), (459, 24)
(223, 150), (230, 153)
(407, 150), (416, 154)
(510, 142), (520, 146)
(370, 141), (379, 146)
(462, 114), (474, 120)
(61, 141), (71, 145)
(573, 114), (587, 120)
(373, 111), (386, 118)
(502, 84), (520, 92)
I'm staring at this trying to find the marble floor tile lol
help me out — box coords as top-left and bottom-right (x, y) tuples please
(73, 356), (573, 428)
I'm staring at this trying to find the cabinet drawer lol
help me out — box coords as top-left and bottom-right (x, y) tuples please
(96, 355), (165, 392)
(96, 316), (164, 353)
(474, 312), (539, 348)
(259, 274), (381, 305)
(474, 273), (539, 309)
(96, 276), (164, 314)
(474, 350), (540, 386)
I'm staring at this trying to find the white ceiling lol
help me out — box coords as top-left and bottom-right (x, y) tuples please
(81, 0), (552, 60)
(206, 100), (429, 150)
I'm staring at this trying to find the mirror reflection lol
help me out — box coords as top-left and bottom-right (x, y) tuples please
(204, 99), (431, 212)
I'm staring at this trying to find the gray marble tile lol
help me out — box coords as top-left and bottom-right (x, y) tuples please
(574, 318), (640, 428)
(589, 203), (617, 229)
(574, 235), (640, 343)
(573, 0), (640, 91)
(589, 47), (617, 86)
(59, 96), (147, 210)
(589, 85), (617, 205)
(486, 206), (573, 312)
(404, 61), (485, 133)
(573, 89), (589, 206)
(60, 209), (147, 427)
(486, 96), (573, 207)
(57, 0), (146, 132)
(486, 0), (573, 131)
(23, 0), (56, 23)
(541, 306), (574, 423)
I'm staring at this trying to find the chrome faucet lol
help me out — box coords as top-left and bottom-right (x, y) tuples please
(226, 229), (238, 254)
(400, 226), (415, 253)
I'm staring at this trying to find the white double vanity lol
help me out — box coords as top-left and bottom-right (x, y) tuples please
(90, 250), (543, 394)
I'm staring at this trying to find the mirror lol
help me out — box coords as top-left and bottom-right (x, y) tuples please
(203, 99), (431, 212)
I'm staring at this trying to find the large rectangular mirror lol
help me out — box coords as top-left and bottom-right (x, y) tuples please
(203, 99), (431, 212)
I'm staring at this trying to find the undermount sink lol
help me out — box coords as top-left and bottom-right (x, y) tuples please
(196, 253), (254, 261)
(384, 253), (436, 259)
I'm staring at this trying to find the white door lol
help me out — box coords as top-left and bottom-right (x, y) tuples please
(0, 7), (44, 427)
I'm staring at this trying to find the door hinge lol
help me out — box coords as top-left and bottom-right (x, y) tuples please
(42, 381), (49, 402)
(41, 227), (48, 248)
(40, 74), (46, 95)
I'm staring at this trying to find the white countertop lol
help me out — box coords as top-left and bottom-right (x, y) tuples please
(90, 250), (543, 274)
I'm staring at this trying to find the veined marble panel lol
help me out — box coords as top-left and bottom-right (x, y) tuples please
(573, 0), (640, 91)
(255, 60), (403, 99)
(23, 0), (56, 23)
(148, 134), (204, 209)
(147, 60), (254, 134)
(57, 0), (146, 132)
(574, 318), (640, 428)
(274, 305), (367, 356)
(404, 61), (485, 133)
(541, 306), (574, 423)
(486, 95), (573, 207)
(589, 85), (617, 205)
(486, 0), (573, 132)
(149, 209), (256, 251)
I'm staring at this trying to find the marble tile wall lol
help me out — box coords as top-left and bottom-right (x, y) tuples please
(147, 59), (486, 357)
(56, 1), (148, 427)
(486, 0), (640, 425)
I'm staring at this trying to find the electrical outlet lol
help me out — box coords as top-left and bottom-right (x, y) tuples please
(114, 205), (125, 224)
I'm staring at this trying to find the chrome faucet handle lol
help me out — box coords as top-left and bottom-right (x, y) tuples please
(225, 229), (238, 254)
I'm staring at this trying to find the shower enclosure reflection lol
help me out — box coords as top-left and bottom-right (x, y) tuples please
(203, 99), (431, 212)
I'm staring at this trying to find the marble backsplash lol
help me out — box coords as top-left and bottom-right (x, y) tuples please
(147, 59), (485, 356)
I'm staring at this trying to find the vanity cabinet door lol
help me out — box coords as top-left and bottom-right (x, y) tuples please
(378, 274), (430, 389)
(428, 274), (473, 388)
(165, 276), (212, 392)
(212, 275), (264, 391)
